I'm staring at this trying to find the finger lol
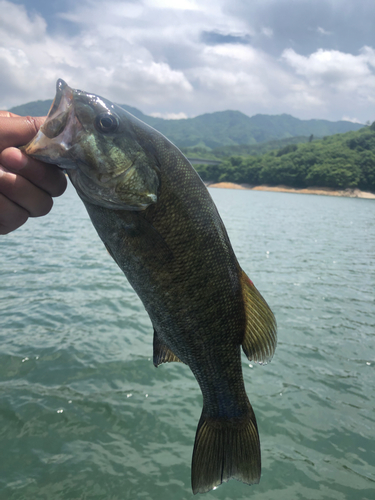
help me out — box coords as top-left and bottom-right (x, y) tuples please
(0, 115), (46, 151)
(0, 168), (53, 218)
(0, 147), (67, 198)
(0, 193), (29, 235)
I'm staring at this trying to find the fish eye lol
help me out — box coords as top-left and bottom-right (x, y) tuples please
(95, 113), (119, 133)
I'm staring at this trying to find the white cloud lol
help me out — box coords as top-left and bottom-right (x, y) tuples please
(261, 27), (273, 38)
(317, 26), (332, 36)
(188, 44), (288, 106)
(0, 0), (374, 123)
(282, 47), (375, 98)
(0, 0), (47, 40)
(342, 116), (363, 124)
(0, 0), (194, 111)
(0, 47), (29, 69)
(150, 111), (188, 119)
(144, 0), (202, 10)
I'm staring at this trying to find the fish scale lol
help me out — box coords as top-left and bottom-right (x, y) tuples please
(23, 79), (277, 494)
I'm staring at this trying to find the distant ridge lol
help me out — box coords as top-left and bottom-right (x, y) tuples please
(10, 100), (54, 118)
(9, 99), (364, 149)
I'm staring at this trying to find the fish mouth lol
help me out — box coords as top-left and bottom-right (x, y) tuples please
(22, 79), (82, 169)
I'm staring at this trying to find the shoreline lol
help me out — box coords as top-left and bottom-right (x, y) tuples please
(207, 182), (375, 199)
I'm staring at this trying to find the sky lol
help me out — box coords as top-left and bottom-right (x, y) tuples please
(1, 0), (375, 123)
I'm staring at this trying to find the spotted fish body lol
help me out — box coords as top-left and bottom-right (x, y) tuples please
(23, 80), (277, 494)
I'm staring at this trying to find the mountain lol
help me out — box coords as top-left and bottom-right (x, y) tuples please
(10, 100), (54, 118)
(9, 100), (364, 148)
(194, 122), (375, 192)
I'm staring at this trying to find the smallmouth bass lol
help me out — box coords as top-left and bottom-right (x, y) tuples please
(23, 80), (277, 494)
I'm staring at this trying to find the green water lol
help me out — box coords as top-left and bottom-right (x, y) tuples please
(1, 184), (374, 500)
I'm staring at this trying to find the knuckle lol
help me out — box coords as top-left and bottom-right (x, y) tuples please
(25, 116), (41, 136)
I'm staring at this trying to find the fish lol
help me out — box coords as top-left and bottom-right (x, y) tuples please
(23, 79), (277, 494)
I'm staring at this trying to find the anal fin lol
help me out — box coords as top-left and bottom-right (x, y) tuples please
(153, 329), (184, 367)
(240, 268), (277, 364)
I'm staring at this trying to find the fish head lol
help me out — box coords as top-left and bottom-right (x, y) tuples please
(23, 79), (160, 210)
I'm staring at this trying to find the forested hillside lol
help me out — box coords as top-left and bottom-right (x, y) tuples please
(9, 100), (363, 148)
(10, 98), (373, 192)
(194, 124), (375, 192)
(181, 135), (315, 159)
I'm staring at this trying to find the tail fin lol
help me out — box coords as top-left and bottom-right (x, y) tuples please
(191, 410), (261, 494)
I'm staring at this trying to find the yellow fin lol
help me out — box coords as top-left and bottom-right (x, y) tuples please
(153, 329), (184, 367)
(240, 268), (277, 364)
(191, 410), (261, 494)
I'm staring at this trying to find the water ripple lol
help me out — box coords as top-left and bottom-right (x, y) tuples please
(0, 185), (374, 499)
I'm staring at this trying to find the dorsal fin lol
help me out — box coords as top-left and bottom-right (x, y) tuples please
(153, 329), (184, 367)
(239, 268), (277, 364)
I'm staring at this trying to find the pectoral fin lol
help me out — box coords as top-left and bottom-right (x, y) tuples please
(153, 329), (184, 367)
(240, 268), (277, 364)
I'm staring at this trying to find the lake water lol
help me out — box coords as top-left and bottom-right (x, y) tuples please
(0, 184), (374, 500)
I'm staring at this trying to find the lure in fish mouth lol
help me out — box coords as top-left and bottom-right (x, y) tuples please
(23, 79), (277, 495)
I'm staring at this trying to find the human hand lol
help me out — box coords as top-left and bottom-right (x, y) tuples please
(0, 112), (67, 234)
